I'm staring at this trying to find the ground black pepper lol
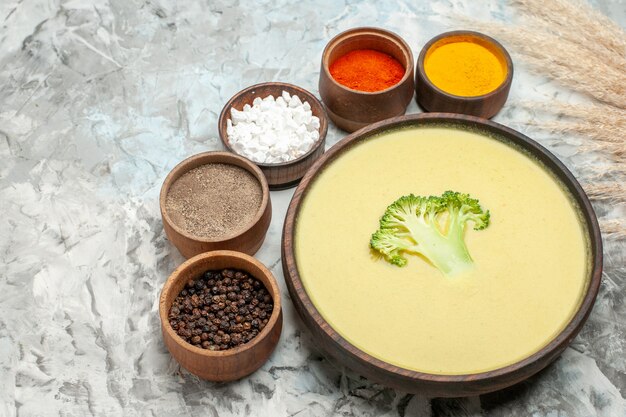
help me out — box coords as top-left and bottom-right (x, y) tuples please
(169, 268), (273, 351)
(165, 163), (263, 239)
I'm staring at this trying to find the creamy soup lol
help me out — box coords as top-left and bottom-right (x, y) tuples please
(295, 126), (589, 375)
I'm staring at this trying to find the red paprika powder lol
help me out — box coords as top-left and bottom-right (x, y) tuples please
(329, 49), (405, 92)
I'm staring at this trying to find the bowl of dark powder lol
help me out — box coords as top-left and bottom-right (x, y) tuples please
(159, 250), (282, 381)
(160, 152), (271, 258)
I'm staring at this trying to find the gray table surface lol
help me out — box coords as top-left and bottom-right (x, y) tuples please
(1, 1), (625, 416)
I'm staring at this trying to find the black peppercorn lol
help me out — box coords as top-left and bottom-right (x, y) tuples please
(169, 268), (273, 352)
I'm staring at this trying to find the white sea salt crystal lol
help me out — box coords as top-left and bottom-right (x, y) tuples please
(246, 111), (258, 122)
(259, 133), (273, 146)
(288, 94), (302, 108)
(230, 108), (246, 124)
(292, 108), (306, 125)
(259, 101), (272, 112)
(275, 140), (289, 154)
(226, 91), (321, 164)
(252, 151), (266, 161)
(226, 119), (234, 135)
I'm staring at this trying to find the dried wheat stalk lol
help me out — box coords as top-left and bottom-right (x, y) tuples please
(512, 0), (626, 67)
(579, 142), (626, 163)
(523, 120), (621, 144)
(516, 101), (626, 132)
(511, 101), (626, 171)
(585, 165), (626, 180)
(600, 220), (626, 240)
(464, 0), (626, 239)
(469, 22), (626, 108)
(466, 0), (626, 108)
(583, 183), (626, 203)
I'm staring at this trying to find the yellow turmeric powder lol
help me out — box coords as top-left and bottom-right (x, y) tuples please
(424, 38), (507, 97)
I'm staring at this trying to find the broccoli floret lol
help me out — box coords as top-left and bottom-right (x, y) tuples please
(370, 191), (490, 276)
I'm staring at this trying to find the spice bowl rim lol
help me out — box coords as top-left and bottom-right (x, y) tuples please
(321, 26), (415, 96)
(159, 250), (283, 359)
(217, 81), (329, 169)
(417, 30), (514, 101)
(159, 151), (270, 244)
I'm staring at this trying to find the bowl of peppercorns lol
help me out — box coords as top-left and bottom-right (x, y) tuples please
(159, 250), (282, 381)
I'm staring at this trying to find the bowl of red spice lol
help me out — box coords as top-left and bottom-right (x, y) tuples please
(159, 250), (282, 381)
(160, 151), (271, 258)
(319, 27), (415, 132)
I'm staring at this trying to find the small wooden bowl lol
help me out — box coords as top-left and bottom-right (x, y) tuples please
(218, 82), (328, 190)
(160, 151), (271, 258)
(159, 250), (283, 381)
(415, 31), (513, 119)
(319, 27), (415, 133)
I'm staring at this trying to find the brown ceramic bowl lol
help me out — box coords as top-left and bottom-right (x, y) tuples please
(159, 250), (283, 381)
(160, 151), (271, 258)
(218, 82), (328, 190)
(319, 27), (415, 133)
(282, 114), (602, 396)
(415, 30), (513, 118)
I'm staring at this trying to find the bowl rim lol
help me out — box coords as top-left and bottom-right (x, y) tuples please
(159, 151), (270, 243)
(217, 82), (329, 168)
(416, 30), (514, 101)
(159, 250), (282, 358)
(281, 113), (602, 389)
(321, 26), (415, 95)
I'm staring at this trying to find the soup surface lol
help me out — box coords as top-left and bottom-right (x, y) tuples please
(295, 126), (588, 375)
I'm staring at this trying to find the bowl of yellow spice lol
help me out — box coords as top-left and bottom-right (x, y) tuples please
(416, 31), (513, 119)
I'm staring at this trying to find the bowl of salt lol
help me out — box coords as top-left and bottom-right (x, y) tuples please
(218, 82), (329, 190)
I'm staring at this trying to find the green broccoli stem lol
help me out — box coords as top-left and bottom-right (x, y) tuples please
(405, 216), (474, 276)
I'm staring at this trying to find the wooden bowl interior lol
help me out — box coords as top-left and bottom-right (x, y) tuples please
(424, 33), (509, 83)
(323, 30), (413, 91)
(160, 151), (269, 243)
(282, 113), (602, 396)
(419, 31), (513, 99)
(160, 251), (282, 358)
(218, 83), (328, 168)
